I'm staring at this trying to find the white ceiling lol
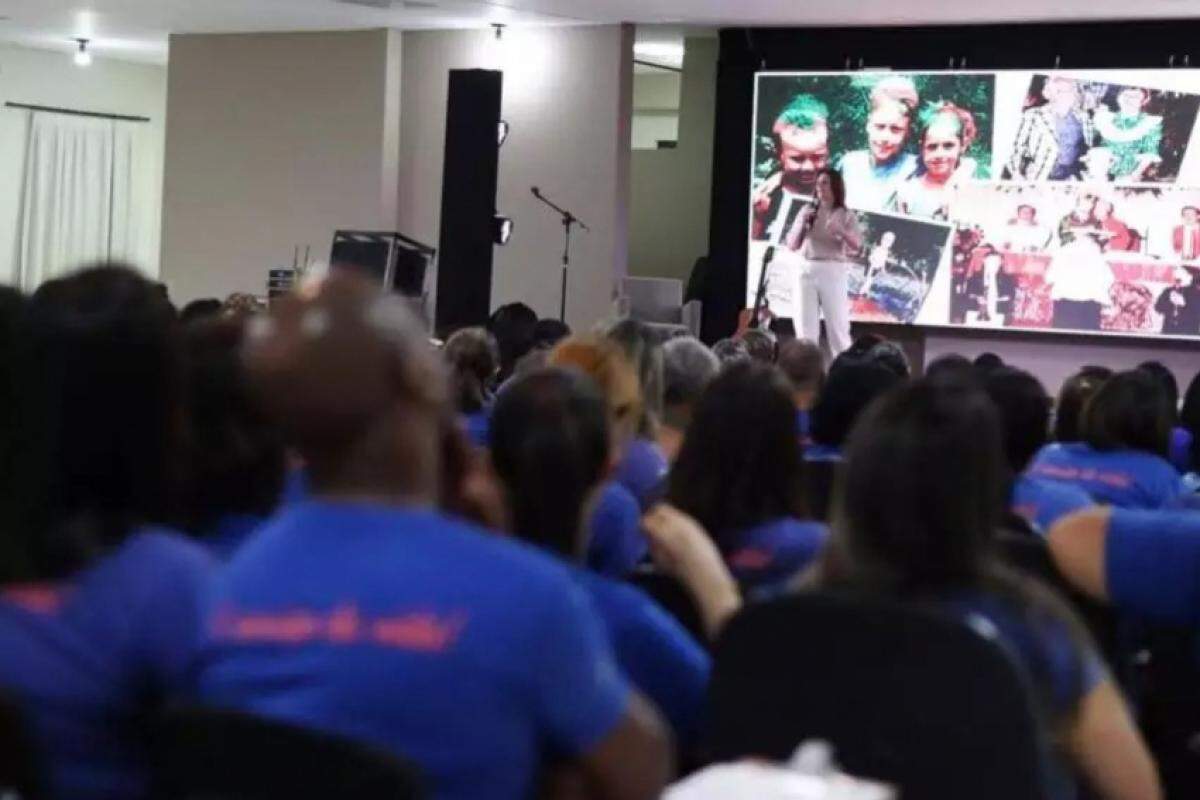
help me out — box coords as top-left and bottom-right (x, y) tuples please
(0, 0), (1196, 65)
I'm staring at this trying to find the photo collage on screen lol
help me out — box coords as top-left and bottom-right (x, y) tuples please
(747, 69), (1200, 340)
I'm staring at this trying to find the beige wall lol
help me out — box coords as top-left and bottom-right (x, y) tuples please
(628, 38), (717, 282)
(0, 44), (166, 283)
(160, 30), (401, 303)
(398, 25), (633, 330)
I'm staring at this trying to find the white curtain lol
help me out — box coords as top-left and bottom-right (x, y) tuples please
(13, 112), (157, 291)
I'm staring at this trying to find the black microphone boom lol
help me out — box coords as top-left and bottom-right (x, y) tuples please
(529, 186), (590, 321)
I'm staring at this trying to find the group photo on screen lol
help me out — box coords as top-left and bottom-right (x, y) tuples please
(751, 72), (995, 222)
(747, 68), (1200, 342)
(1002, 74), (1200, 183)
(951, 183), (1200, 337)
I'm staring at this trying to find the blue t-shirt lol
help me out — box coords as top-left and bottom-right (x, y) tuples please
(941, 593), (1104, 719)
(462, 410), (491, 449)
(1106, 509), (1200, 633)
(939, 591), (1105, 800)
(586, 482), (648, 578)
(1170, 427), (1194, 474)
(613, 438), (669, 511)
(574, 568), (709, 741)
(0, 530), (215, 800)
(1029, 442), (1187, 510)
(796, 409), (812, 445)
(1011, 475), (1094, 535)
(803, 444), (842, 464)
(724, 517), (828, 591)
(195, 502), (630, 800)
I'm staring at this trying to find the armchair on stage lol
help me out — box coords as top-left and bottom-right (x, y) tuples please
(613, 276), (702, 339)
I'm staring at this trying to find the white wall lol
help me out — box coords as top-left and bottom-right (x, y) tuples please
(628, 37), (717, 282)
(398, 25), (633, 330)
(0, 44), (166, 284)
(632, 71), (680, 150)
(160, 30), (401, 304)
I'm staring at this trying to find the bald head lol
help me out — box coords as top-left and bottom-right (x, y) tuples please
(243, 275), (446, 500)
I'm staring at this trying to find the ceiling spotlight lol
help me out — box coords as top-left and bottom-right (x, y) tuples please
(73, 38), (92, 67)
(493, 215), (514, 246)
(497, 121), (510, 147)
(491, 23), (506, 41)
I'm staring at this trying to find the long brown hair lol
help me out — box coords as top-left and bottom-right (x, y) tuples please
(819, 168), (847, 210)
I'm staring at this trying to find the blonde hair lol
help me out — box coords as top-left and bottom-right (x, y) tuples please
(870, 76), (919, 119)
(548, 336), (643, 447)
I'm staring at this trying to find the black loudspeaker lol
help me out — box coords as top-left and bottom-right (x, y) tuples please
(330, 231), (435, 298)
(435, 69), (503, 336)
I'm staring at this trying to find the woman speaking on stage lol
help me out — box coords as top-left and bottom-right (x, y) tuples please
(786, 168), (864, 357)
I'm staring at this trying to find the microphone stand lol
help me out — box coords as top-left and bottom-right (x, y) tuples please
(531, 187), (590, 322)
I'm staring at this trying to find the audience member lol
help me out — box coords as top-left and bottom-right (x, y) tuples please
(711, 338), (751, 366)
(443, 326), (499, 448)
(1031, 370), (1186, 509)
(179, 318), (286, 558)
(923, 353), (978, 386)
(1051, 507), (1200, 659)
(8, 253), (1200, 800)
(0, 266), (215, 800)
(487, 302), (538, 383)
(1054, 366), (1113, 442)
(194, 276), (671, 800)
(1138, 361), (1180, 418)
(1138, 360), (1191, 472)
(668, 362), (827, 591)
(983, 367), (1095, 533)
(604, 319), (670, 509)
(510, 318), (573, 377)
(739, 328), (777, 364)
(864, 340), (911, 379)
(549, 336), (650, 576)
(807, 361), (902, 461)
(490, 368), (709, 742)
(1182, 371), (1200, 484)
(180, 297), (222, 325)
(776, 338), (825, 441)
(814, 379), (1159, 800)
(973, 351), (1005, 374)
(660, 337), (719, 463)
(844, 332), (885, 358)
(0, 286), (24, 507)
(533, 318), (571, 350)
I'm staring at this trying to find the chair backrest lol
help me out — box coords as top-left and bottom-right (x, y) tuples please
(621, 277), (685, 324)
(152, 707), (422, 800)
(706, 592), (1052, 800)
(0, 692), (42, 800)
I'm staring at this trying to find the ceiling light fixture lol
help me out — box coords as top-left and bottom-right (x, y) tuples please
(73, 38), (92, 67)
(491, 23), (505, 41)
